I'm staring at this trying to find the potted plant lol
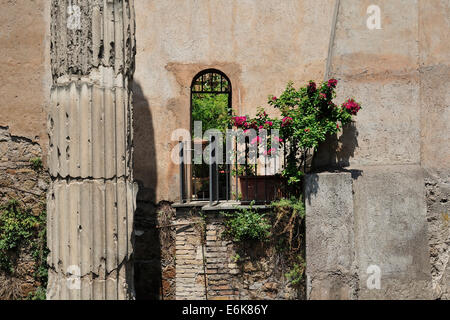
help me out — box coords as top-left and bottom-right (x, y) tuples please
(231, 79), (362, 199)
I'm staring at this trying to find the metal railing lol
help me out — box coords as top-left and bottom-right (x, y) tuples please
(178, 136), (288, 206)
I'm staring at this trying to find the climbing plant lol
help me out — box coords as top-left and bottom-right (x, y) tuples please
(0, 199), (48, 300)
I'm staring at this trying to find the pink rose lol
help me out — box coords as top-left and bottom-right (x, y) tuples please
(342, 98), (361, 115)
(327, 79), (338, 88)
(281, 117), (293, 127)
(273, 136), (283, 143)
(251, 136), (262, 145)
(233, 116), (247, 128)
(264, 148), (276, 156)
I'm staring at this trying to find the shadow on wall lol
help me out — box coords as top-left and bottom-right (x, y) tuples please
(306, 121), (362, 202)
(132, 81), (176, 300)
(312, 121), (359, 170)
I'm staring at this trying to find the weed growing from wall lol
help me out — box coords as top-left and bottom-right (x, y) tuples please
(29, 157), (43, 172)
(221, 203), (272, 242)
(0, 199), (48, 300)
(221, 197), (306, 292)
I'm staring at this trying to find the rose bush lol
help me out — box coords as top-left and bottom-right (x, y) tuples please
(231, 79), (362, 193)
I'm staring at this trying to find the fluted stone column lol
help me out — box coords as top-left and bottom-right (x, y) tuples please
(47, 0), (137, 300)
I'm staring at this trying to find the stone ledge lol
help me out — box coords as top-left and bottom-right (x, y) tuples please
(172, 201), (271, 212)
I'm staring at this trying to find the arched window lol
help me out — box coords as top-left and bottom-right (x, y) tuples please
(189, 69), (232, 202)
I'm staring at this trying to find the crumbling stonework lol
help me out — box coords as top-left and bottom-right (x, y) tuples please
(174, 209), (301, 300)
(47, 0), (137, 300)
(0, 127), (48, 213)
(425, 172), (450, 300)
(419, 1), (450, 300)
(0, 126), (48, 299)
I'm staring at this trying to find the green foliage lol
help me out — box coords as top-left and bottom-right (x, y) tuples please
(29, 157), (43, 171)
(271, 197), (305, 251)
(269, 80), (355, 150)
(192, 93), (230, 137)
(231, 79), (361, 194)
(267, 80), (360, 190)
(285, 256), (306, 286)
(26, 286), (46, 301)
(231, 164), (255, 177)
(0, 199), (48, 299)
(231, 253), (241, 263)
(222, 203), (271, 242)
(0, 200), (39, 273)
(272, 197), (305, 219)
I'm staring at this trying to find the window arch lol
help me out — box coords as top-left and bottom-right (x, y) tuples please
(191, 69), (232, 95)
(188, 69), (232, 202)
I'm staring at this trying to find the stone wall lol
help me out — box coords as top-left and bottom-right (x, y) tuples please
(310, 0), (449, 300)
(419, 0), (450, 300)
(305, 172), (358, 300)
(133, 0), (336, 203)
(0, 126), (48, 299)
(174, 208), (302, 300)
(425, 172), (450, 300)
(134, 196), (176, 300)
(305, 171), (434, 300)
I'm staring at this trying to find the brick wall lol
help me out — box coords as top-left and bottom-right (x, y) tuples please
(134, 197), (176, 300)
(174, 208), (302, 300)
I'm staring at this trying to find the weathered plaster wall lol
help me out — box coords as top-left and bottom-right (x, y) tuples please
(305, 173), (358, 300)
(419, 0), (450, 300)
(0, 0), (50, 300)
(0, 0), (51, 156)
(133, 0), (335, 202)
(305, 169), (434, 300)
(327, 0), (432, 299)
(46, 0), (137, 300)
(312, 0), (449, 299)
(0, 0), (448, 300)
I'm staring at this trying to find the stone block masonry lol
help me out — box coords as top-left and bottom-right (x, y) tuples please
(305, 172), (358, 300)
(425, 172), (450, 299)
(0, 126), (49, 299)
(0, 127), (48, 214)
(47, 0), (137, 300)
(305, 170), (434, 300)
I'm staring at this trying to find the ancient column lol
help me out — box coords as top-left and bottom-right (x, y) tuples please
(47, 0), (137, 300)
